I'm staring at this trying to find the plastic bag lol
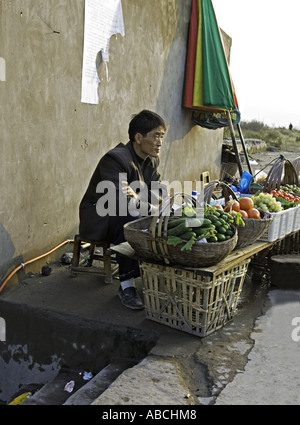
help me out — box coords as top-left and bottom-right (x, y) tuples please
(239, 171), (253, 194)
(254, 170), (267, 183)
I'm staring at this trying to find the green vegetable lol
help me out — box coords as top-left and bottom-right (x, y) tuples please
(167, 217), (188, 229)
(205, 214), (219, 223)
(167, 236), (184, 247)
(167, 222), (191, 236)
(276, 197), (298, 210)
(166, 205), (236, 247)
(207, 235), (218, 243)
(216, 225), (226, 234)
(179, 231), (197, 241)
(234, 212), (245, 226)
(200, 218), (213, 227)
(196, 232), (212, 241)
(194, 226), (214, 237)
(218, 211), (231, 220)
(181, 236), (196, 252)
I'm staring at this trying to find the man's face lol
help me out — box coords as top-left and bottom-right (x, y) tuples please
(134, 126), (165, 159)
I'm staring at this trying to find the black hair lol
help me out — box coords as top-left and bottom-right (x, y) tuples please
(128, 110), (167, 142)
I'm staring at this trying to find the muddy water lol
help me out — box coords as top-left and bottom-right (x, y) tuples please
(0, 343), (61, 404)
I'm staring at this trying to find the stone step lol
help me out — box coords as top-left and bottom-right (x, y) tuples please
(22, 361), (133, 405)
(22, 367), (88, 405)
(64, 362), (131, 405)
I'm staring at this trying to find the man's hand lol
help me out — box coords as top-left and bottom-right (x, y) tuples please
(121, 181), (138, 200)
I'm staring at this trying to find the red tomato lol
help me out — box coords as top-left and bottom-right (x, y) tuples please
(247, 208), (261, 219)
(239, 197), (254, 211)
(239, 209), (249, 218)
(224, 200), (240, 213)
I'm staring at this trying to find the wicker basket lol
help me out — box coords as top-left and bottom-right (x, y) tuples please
(124, 194), (238, 268)
(264, 157), (298, 192)
(140, 259), (251, 337)
(203, 182), (273, 249)
(234, 211), (273, 249)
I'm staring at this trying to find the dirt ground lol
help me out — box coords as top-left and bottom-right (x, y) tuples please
(246, 148), (300, 180)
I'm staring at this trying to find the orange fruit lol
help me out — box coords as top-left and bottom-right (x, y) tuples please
(247, 208), (261, 219)
(239, 209), (248, 218)
(239, 197), (254, 211)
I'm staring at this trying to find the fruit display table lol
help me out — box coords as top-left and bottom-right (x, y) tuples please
(110, 229), (299, 337)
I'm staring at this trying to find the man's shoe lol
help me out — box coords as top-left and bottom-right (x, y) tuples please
(118, 287), (144, 310)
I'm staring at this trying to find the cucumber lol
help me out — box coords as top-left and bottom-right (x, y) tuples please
(196, 228), (216, 240)
(220, 212), (232, 222)
(167, 222), (190, 236)
(205, 214), (219, 223)
(201, 218), (213, 227)
(194, 226), (212, 236)
(207, 235), (218, 243)
(216, 233), (226, 242)
(216, 225), (226, 234)
(179, 231), (197, 241)
(167, 217), (188, 229)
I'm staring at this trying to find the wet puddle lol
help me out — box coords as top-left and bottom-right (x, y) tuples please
(0, 343), (60, 404)
(0, 304), (156, 405)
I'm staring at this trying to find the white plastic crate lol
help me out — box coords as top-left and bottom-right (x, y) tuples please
(292, 205), (300, 232)
(259, 208), (295, 242)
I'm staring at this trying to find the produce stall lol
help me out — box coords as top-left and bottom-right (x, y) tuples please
(112, 231), (298, 337)
(111, 174), (300, 338)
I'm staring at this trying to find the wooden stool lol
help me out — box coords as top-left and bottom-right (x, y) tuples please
(200, 171), (210, 187)
(71, 234), (117, 284)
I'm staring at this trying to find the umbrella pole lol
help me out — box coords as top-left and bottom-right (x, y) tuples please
(226, 111), (243, 178)
(236, 123), (253, 175)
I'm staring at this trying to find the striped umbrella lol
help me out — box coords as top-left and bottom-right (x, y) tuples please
(183, 0), (252, 176)
(183, 0), (239, 114)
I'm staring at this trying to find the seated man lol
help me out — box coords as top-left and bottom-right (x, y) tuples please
(79, 110), (167, 310)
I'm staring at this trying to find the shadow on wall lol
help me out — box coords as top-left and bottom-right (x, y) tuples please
(0, 221), (20, 282)
(155, 0), (195, 177)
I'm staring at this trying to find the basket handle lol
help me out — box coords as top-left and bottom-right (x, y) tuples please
(148, 193), (196, 261)
(150, 192), (196, 236)
(204, 180), (238, 205)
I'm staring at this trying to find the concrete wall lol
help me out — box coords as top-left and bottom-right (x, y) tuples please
(0, 0), (229, 286)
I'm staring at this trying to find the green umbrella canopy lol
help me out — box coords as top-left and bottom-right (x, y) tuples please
(184, 0), (238, 112)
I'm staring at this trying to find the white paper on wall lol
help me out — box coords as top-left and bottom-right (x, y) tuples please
(81, 0), (125, 105)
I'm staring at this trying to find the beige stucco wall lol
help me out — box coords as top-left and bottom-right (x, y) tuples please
(0, 0), (230, 285)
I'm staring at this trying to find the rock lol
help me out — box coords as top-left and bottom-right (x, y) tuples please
(92, 357), (193, 405)
(41, 266), (52, 276)
(270, 255), (300, 289)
